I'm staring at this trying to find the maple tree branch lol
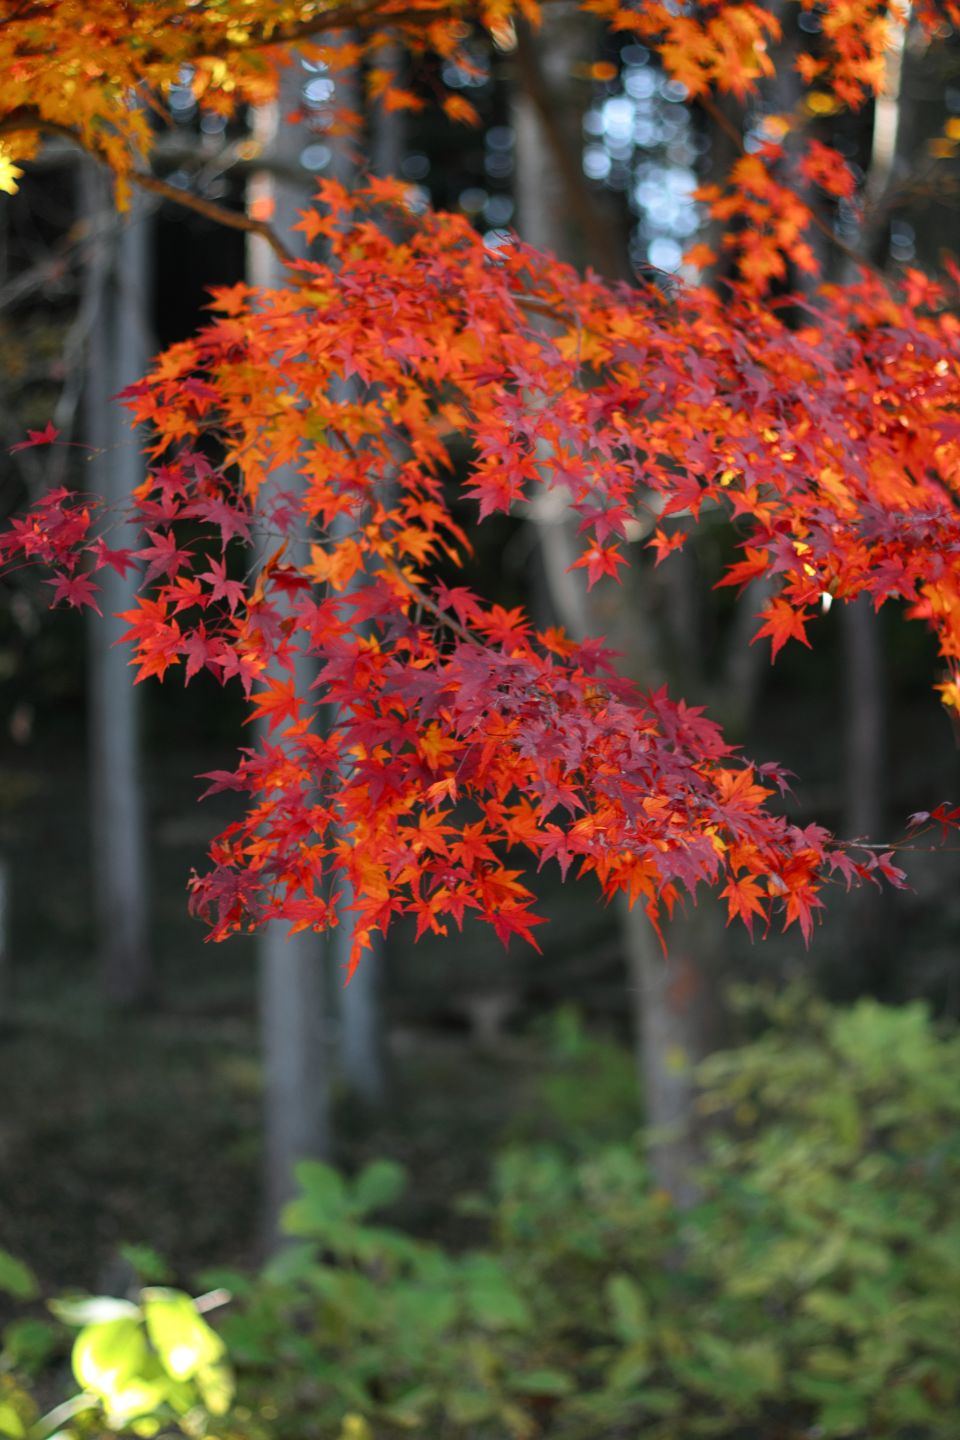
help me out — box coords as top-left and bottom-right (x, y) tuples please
(154, 135), (311, 189)
(0, 108), (76, 145)
(0, 0), (571, 66)
(199, 0), (570, 56)
(380, 559), (476, 646)
(0, 109), (297, 266)
(212, 0), (443, 52)
(0, 1), (41, 28)
(133, 173), (296, 264)
(27, 129), (315, 189)
(513, 293), (570, 324)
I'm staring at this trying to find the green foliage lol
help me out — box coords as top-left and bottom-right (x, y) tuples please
(0, 1254), (37, 1305)
(506, 1006), (639, 1154)
(4, 1288), (233, 1438)
(212, 1160), (542, 1437)
(118, 1248), (174, 1287)
(4, 994), (960, 1439)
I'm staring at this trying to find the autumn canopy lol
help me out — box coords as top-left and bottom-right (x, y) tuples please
(3, 0), (960, 970)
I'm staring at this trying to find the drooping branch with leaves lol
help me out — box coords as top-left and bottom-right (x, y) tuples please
(3, 0), (960, 972)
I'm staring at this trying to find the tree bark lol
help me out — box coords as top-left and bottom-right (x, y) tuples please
(875, 22), (957, 273)
(334, 897), (387, 1107)
(248, 63), (333, 1241)
(257, 925), (331, 1229)
(512, 7), (628, 278)
(82, 165), (152, 1009)
(512, 14), (727, 1201)
(623, 893), (724, 1206)
(332, 48), (399, 1111)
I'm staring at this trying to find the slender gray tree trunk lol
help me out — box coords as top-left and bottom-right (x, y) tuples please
(512, 10), (725, 1201)
(256, 930), (331, 1230)
(82, 167), (152, 1009)
(812, 22), (895, 983)
(510, 6), (811, 1197)
(334, 906), (386, 1106)
(877, 21), (956, 273)
(623, 894), (725, 1204)
(840, 595), (889, 988)
(248, 65), (332, 1239)
(332, 50), (399, 1111)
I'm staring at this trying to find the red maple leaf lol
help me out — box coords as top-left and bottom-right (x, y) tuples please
(185, 495), (253, 547)
(199, 556), (246, 613)
(136, 530), (194, 585)
(45, 571), (101, 613)
(10, 420), (59, 452)
(181, 625), (220, 681)
(571, 541), (628, 589)
(90, 537), (137, 577)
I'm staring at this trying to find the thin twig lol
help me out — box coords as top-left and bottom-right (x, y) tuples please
(0, 219), (86, 312)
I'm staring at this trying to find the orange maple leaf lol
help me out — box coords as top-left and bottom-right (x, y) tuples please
(752, 597), (813, 660)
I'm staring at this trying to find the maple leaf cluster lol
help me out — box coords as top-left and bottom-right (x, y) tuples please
(11, 178), (960, 967)
(695, 152), (819, 291)
(6, 0), (960, 968)
(589, 0), (947, 111)
(0, 0), (505, 203)
(0, 0), (951, 219)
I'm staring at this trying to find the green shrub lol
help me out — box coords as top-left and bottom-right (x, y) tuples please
(3, 992), (959, 1439)
(504, 1005), (639, 1154)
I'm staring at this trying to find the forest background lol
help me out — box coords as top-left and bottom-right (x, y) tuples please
(1, 2), (960, 1437)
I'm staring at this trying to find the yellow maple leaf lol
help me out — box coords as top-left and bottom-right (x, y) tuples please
(305, 537), (364, 591)
(0, 149), (24, 195)
(937, 679), (960, 714)
(417, 721), (460, 772)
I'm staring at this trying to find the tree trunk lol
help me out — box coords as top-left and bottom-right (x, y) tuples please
(623, 893), (724, 1206)
(82, 166), (152, 1009)
(248, 63), (332, 1240)
(512, 13), (726, 1201)
(332, 49), (401, 1111)
(512, 6), (628, 277)
(876, 22), (957, 273)
(257, 925), (331, 1229)
(334, 896), (386, 1107)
